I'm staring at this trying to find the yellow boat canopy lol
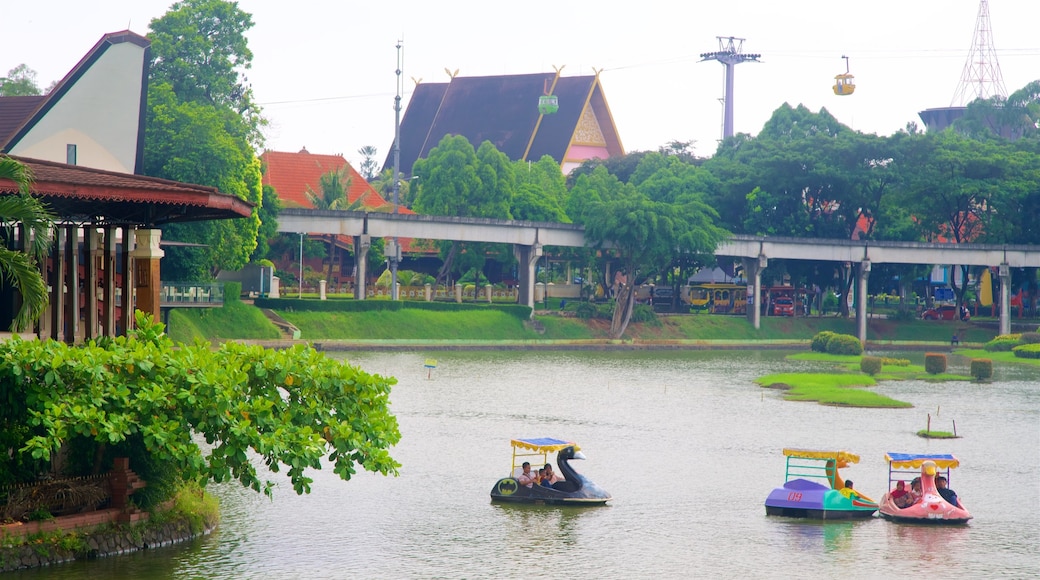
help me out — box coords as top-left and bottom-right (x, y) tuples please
(885, 453), (960, 470)
(783, 448), (859, 468)
(512, 438), (579, 453)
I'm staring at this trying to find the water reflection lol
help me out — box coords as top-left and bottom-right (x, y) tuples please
(490, 503), (595, 548)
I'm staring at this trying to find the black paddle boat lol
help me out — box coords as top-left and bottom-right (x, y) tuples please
(490, 438), (611, 506)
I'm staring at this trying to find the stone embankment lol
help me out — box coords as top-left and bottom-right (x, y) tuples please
(0, 515), (215, 572)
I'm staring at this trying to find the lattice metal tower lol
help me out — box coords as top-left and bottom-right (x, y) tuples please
(700, 37), (760, 140)
(951, 0), (1007, 106)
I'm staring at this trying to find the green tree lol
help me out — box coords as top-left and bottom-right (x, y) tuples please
(0, 156), (52, 331)
(145, 0), (265, 280)
(579, 163), (728, 338)
(357, 145), (379, 181)
(2, 314), (400, 499)
(412, 136), (513, 284)
(250, 183), (281, 262)
(0, 64), (41, 96)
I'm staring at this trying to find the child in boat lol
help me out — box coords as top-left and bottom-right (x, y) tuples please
(539, 468), (553, 488)
(908, 477), (923, 505)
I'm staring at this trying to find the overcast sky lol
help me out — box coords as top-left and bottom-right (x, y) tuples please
(3, 1), (1038, 171)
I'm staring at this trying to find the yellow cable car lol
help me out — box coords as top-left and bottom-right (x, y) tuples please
(832, 55), (855, 96)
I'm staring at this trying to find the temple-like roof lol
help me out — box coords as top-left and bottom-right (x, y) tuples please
(0, 156), (254, 226)
(383, 72), (623, 175)
(262, 149), (393, 210)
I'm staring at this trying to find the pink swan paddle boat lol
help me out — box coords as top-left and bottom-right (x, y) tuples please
(878, 453), (972, 524)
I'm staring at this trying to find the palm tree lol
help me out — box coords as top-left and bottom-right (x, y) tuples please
(0, 155), (53, 331)
(305, 167), (362, 282)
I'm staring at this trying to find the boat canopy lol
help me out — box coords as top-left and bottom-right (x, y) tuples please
(512, 438), (578, 453)
(784, 448), (859, 468)
(885, 453), (960, 469)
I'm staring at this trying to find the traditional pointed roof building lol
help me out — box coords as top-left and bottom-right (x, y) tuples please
(384, 71), (624, 176)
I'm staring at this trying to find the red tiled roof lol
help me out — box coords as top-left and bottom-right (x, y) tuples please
(0, 156), (253, 225)
(261, 148), (396, 211)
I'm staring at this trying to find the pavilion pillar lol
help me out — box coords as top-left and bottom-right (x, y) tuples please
(353, 234), (370, 300)
(857, 260), (871, 345)
(84, 228), (99, 340)
(120, 226), (135, 334)
(63, 225), (79, 344)
(130, 229), (164, 323)
(102, 227), (117, 336)
(49, 227), (65, 341)
(999, 263), (1011, 336)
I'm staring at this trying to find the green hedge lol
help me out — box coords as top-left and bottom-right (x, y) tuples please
(811, 331), (837, 353)
(1019, 332), (1040, 345)
(970, 358), (994, 380)
(826, 334), (863, 356)
(984, 334), (1022, 352)
(255, 297), (533, 320)
(925, 353), (948, 374)
(1012, 343), (1040, 359)
(860, 356), (882, 376)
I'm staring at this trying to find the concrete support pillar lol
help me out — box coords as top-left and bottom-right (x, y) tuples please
(999, 263), (1011, 335)
(131, 228), (164, 323)
(353, 235), (370, 300)
(424, 283), (432, 302)
(743, 256), (765, 330)
(857, 260), (871, 345)
(485, 284), (493, 303)
(319, 279), (327, 300)
(455, 283), (463, 303)
(514, 243), (542, 312)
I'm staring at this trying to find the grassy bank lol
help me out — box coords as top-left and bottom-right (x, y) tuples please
(163, 299), (1003, 344)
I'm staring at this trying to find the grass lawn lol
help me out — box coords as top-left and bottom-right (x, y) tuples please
(167, 300), (282, 343)
(953, 348), (1040, 367)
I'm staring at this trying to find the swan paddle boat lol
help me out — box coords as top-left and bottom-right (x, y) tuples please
(764, 449), (878, 519)
(878, 453), (972, 524)
(489, 438), (611, 506)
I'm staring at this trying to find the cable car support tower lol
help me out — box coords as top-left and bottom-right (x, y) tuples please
(700, 36), (760, 140)
(951, 0), (1007, 106)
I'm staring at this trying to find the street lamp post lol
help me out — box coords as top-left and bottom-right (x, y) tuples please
(389, 40), (404, 301)
(298, 232), (304, 299)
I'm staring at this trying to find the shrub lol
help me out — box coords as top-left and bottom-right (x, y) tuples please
(575, 301), (597, 320)
(969, 358), (993, 380)
(983, 334), (1021, 352)
(924, 353), (947, 374)
(811, 331), (837, 353)
(826, 334), (863, 356)
(860, 356), (882, 376)
(1012, 343), (1040, 359)
(1019, 332), (1040, 345)
(889, 309), (917, 321)
(630, 304), (657, 323)
(879, 357), (911, 367)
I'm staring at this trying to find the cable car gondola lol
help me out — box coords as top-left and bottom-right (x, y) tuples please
(832, 55), (855, 96)
(538, 78), (559, 114)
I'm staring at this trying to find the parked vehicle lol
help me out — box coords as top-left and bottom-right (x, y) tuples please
(921, 305), (970, 321)
(772, 297), (795, 317)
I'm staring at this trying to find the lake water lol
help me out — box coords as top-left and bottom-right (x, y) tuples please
(11, 350), (1040, 579)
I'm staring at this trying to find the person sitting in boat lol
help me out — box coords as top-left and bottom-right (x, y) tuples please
(538, 468), (553, 488)
(890, 481), (912, 508)
(542, 463), (562, 486)
(908, 477), (923, 505)
(936, 476), (961, 508)
(839, 479), (858, 498)
(517, 462), (538, 488)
